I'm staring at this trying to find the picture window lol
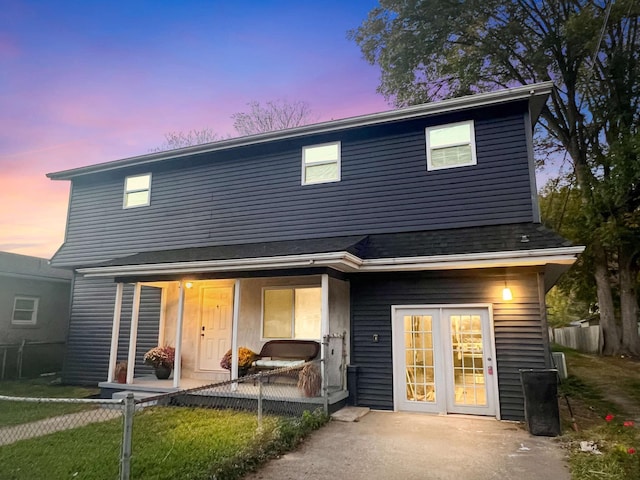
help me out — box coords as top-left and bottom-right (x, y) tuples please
(262, 287), (321, 339)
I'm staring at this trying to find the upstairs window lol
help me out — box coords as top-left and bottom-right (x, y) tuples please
(124, 173), (151, 208)
(12, 296), (39, 325)
(426, 120), (477, 170)
(302, 142), (341, 185)
(262, 287), (322, 339)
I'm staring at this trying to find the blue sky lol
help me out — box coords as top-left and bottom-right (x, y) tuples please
(0, 0), (389, 257)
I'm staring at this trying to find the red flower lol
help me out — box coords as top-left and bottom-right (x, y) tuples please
(623, 421), (635, 427)
(605, 414), (615, 422)
(628, 448), (636, 455)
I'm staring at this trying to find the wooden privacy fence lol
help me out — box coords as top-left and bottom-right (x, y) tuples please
(550, 326), (600, 354)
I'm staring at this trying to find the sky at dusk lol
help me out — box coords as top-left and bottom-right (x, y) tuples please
(0, 0), (390, 258)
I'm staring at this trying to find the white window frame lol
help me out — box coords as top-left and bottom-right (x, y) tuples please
(301, 141), (341, 185)
(425, 120), (477, 171)
(123, 173), (152, 209)
(261, 286), (322, 340)
(12, 296), (39, 326)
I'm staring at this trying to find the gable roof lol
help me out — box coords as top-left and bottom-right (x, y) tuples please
(47, 82), (553, 181)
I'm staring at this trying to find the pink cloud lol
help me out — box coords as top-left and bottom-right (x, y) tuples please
(0, 171), (68, 258)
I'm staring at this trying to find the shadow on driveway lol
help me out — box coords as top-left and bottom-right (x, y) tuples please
(245, 411), (570, 480)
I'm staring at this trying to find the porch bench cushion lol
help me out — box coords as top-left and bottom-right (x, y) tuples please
(253, 359), (305, 369)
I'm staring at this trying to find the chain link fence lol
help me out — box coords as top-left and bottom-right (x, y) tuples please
(0, 334), (346, 480)
(0, 353), (344, 479)
(0, 394), (126, 478)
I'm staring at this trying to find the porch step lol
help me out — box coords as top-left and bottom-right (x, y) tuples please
(111, 390), (164, 403)
(331, 406), (370, 422)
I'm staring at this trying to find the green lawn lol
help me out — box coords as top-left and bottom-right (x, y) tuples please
(0, 378), (99, 426)
(0, 406), (327, 480)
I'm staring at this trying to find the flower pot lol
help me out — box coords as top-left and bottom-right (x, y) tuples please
(154, 365), (172, 380)
(116, 371), (127, 384)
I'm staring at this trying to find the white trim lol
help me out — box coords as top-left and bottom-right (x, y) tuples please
(157, 286), (167, 347)
(76, 246), (584, 277)
(123, 173), (151, 209)
(231, 280), (241, 380)
(173, 281), (185, 388)
(302, 141), (341, 185)
(107, 283), (124, 383)
(126, 283), (142, 384)
(426, 120), (477, 171)
(391, 304), (501, 418)
(321, 274), (330, 385)
(11, 296), (39, 326)
(49, 82), (554, 181)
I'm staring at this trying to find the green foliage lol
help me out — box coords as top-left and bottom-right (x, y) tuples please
(546, 286), (592, 327)
(350, 1), (640, 355)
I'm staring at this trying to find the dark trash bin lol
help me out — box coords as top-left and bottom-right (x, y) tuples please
(347, 365), (359, 406)
(519, 369), (561, 437)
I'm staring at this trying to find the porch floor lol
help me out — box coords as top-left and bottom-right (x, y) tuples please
(99, 375), (348, 407)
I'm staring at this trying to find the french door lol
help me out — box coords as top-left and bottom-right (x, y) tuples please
(392, 306), (497, 416)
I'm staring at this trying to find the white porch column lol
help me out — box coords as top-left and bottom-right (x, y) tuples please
(126, 283), (142, 384)
(173, 281), (185, 388)
(321, 274), (330, 382)
(231, 279), (241, 380)
(107, 282), (124, 383)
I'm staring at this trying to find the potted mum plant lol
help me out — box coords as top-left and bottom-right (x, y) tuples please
(114, 361), (127, 383)
(220, 347), (258, 377)
(143, 346), (175, 379)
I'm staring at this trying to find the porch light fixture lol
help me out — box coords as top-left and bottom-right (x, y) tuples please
(185, 282), (194, 289)
(502, 281), (513, 301)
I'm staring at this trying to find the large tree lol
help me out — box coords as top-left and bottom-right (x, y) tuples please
(350, 0), (640, 355)
(232, 99), (316, 136)
(153, 100), (316, 151)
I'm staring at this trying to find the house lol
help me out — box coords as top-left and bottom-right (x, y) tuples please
(47, 82), (583, 420)
(0, 251), (72, 378)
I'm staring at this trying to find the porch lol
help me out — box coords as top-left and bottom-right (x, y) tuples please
(99, 364), (350, 415)
(98, 272), (349, 405)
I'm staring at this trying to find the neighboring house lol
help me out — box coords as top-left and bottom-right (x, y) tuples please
(47, 82), (583, 421)
(0, 252), (72, 377)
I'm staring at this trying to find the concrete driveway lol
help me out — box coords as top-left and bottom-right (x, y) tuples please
(244, 410), (570, 480)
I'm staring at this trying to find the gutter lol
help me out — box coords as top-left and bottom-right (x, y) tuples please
(76, 245), (583, 278)
(48, 82), (554, 181)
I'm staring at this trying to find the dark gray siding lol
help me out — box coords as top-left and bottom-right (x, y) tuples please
(349, 268), (547, 421)
(62, 275), (161, 385)
(53, 105), (535, 266)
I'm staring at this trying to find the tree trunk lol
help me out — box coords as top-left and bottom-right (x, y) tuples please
(593, 242), (621, 355)
(619, 245), (640, 356)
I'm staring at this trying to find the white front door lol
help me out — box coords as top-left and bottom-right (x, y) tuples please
(392, 306), (497, 416)
(198, 286), (233, 371)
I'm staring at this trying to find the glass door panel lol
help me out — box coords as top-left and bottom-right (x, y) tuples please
(404, 315), (436, 403)
(450, 314), (487, 407)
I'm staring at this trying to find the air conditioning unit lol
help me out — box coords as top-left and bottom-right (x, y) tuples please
(551, 352), (568, 379)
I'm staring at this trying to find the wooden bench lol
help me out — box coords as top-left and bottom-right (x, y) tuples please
(250, 340), (320, 377)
